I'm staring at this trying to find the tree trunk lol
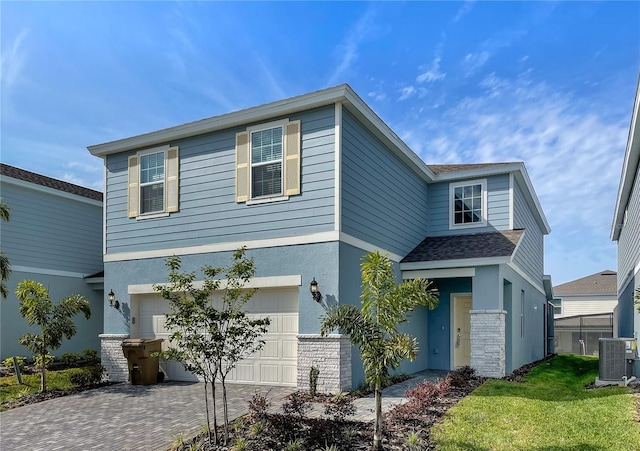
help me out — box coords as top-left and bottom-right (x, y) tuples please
(222, 377), (229, 445)
(372, 384), (383, 450)
(210, 381), (219, 446)
(40, 352), (46, 393)
(203, 381), (212, 446)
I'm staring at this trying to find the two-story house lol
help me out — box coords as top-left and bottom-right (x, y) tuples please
(88, 84), (553, 391)
(612, 75), (640, 375)
(0, 164), (104, 360)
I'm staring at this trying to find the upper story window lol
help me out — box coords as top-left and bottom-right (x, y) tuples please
(552, 298), (563, 316)
(140, 151), (165, 214)
(449, 179), (487, 229)
(235, 119), (301, 204)
(251, 126), (283, 198)
(127, 145), (179, 219)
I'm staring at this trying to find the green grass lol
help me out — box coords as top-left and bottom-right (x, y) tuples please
(0, 369), (78, 404)
(431, 355), (640, 450)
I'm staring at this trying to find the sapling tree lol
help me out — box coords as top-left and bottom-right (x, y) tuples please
(155, 247), (269, 446)
(15, 280), (91, 392)
(321, 251), (439, 451)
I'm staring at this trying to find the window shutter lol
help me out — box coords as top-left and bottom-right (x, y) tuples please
(284, 120), (301, 196)
(127, 155), (139, 218)
(236, 131), (250, 202)
(166, 146), (179, 212)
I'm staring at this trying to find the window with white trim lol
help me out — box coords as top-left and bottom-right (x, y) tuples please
(235, 119), (301, 203)
(551, 298), (563, 316)
(127, 145), (179, 218)
(449, 179), (487, 228)
(140, 151), (165, 214)
(520, 289), (525, 338)
(251, 126), (283, 198)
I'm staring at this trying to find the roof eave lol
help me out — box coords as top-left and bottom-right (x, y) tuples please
(611, 74), (640, 241)
(400, 256), (511, 271)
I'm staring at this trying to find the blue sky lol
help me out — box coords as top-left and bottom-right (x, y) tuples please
(1, 1), (638, 285)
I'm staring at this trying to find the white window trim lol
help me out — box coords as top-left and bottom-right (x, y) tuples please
(247, 118), (288, 201)
(138, 146), (167, 216)
(449, 178), (488, 229)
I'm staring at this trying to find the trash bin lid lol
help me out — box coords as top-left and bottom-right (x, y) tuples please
(122, 338), (146, 347)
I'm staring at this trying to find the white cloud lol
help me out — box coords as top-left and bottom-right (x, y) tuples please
(1, 29), (29, 88)
(328, 8), (377, 86)
(450, 0), (476, 24)
(417, 56), (446, 83)
(397, 73), (627, 278)
(461, 51), (490, 77)
(368, 91), (387, 102)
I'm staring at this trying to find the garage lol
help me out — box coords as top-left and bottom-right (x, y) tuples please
(134, 287), (299, 386)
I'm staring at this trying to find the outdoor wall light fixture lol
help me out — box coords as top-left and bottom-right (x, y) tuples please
(310, 278), (322, 303)
(107, 289), (120, 309)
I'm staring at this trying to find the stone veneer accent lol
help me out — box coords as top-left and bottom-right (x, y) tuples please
(99, 334), (130, 382)
(470, 310), (506, 378)
(297, 334), (351, 393)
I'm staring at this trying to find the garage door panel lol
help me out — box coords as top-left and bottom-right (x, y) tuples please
(136, 287), (299, 386)
(282, 340), (297, 359)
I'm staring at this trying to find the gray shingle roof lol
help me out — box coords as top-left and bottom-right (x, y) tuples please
(553, 270), (617, 295)
(427, 163), (518, 175)
(0, 163), (103, 202)
(402, 229), (524, 263)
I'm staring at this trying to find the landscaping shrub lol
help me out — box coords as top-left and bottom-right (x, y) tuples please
(446, 365), (476, 388)
(282, 391), (309, 418)
(34, 354), (54, 370)
(248, 391), (271, 422)
(60, 352), (82, 368)
(324, 392), (356, 422)
(309, 366), (319, 397)
(69, 365), (105, 387)
(2, 356), (27, 371)
(82, 349), (100, 365)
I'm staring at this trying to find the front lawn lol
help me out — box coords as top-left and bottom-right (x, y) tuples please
(431, 354), (640, 450)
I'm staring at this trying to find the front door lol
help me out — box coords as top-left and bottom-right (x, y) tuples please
(453, 295), (472, 368)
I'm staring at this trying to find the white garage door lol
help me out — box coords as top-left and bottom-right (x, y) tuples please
(136, 288), (299, 386)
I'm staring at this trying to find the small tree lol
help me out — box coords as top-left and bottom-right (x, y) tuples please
(634, 288), (639, 312)
(155, 247), (269, 446)
(320, 251), (439, 450)
(0, 199), (11, 299)
(15, 280), (91, 392)
(210, 248), (270, 443)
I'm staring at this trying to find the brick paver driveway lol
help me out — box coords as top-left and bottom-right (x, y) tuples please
(0, 381), (294, 451)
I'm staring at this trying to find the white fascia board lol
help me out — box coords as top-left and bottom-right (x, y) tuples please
(340, 87), (436, 183)
(543, 275), (554, 301)
(105, 231), (340, 262)
(0, 175), (103, 208)
(399, 256), (510, 271)
(612, 75), (640, 241)
(88, 85), (353, 156)
(402, 267), (476, 280)
(128, 274), (302, 295)
(432, 163), (523, 182)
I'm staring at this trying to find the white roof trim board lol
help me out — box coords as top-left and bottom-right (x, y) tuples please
(612, 74), (640, 241)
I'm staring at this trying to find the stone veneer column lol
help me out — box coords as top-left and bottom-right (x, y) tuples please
(470, 310), (506, 378)
(99, 334), (130, 382)
(297, 334), (351, 393)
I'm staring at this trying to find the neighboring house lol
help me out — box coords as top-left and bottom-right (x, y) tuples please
(0, 164), (104, 360)
(552, 270), (617, 355)
(88, 84), (553, 391)
(612, 75), (640, 375)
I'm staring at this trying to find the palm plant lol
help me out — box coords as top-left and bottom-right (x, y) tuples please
(0, 199), (11, 299)
(320, 251), (439, 450)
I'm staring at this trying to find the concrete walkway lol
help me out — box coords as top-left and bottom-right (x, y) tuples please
(0, 370), (449, 450)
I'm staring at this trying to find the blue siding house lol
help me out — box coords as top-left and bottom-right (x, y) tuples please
(88, 84), (552, 390)
(612, 76), (640, 374)
(0, 164), (104, 360)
